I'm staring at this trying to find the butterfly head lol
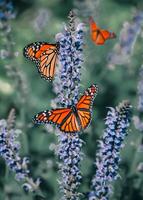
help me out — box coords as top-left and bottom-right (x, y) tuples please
(110, 32), (116, 39)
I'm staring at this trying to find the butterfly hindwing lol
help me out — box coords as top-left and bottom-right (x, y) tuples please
(60, 113), (80, 133)
(96, 33), (105, 45)
(77, 110), (91, 129)
(23, 42), (59, 80)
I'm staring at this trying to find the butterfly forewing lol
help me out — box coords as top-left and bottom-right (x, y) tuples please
(76, 84), (98, 130)
(77, 84), (98, 110)
(34, 108), (71, 125)
(34, 108), (80, 133)
(24, 42), (49, 61)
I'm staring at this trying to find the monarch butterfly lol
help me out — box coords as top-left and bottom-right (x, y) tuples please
(34, 84), (98, 133)
(89, 16), (116, 45)
(23, 42), (59, 81)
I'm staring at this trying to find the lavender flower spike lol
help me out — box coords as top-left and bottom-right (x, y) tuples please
(0, 118), (40, 192)
(53, 11), (85, 199)
(54, 10), (85, 107)
(0, 0), (15, 21)
(133, 65), (143, 132)
(57, 133), (83, 200)
(89, 101), (132, 200)
(137, 65), (143, 112)
(107, 11), (143, 67)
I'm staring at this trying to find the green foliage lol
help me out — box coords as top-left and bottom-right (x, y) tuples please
(0, 0), (143, 199)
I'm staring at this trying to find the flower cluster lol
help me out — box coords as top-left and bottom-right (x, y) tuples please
(53, 11), (85, 199)
(0, 112), (40, 192)
(0, 0), (14, 21)
(89, 101), (132, 200)
(57, 134), (83, 200)
(54, 10), (84, 107)
(5, 64), (29, 104)
(107, 11), (143, 67)
(133, 116), (143, 132)
(0, 120), (28, 181)
(33, 8), (50, 33)
(0, 0), (15, 60)
(133, 65), (143, 132)
(74, 0), (100, 18)
(137, 65), (143, 112)
(0, 0), (28, 104)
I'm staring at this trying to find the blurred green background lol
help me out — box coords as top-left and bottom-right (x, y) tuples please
(1, 0), (143, 199)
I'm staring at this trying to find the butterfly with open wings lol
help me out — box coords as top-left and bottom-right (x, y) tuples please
(23, 42), (59, 81)
(34, 84), (98, 133)
(89, 16), (116, 45)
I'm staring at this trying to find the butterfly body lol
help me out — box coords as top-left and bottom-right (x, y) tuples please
(23, 42), (59, 81)
(69, 105), (85, 132)
(34, 84), (98, 133)
(89, 16), (116, 45)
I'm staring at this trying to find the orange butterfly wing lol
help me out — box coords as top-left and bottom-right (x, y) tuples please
(60, 113), (80, 133)
(101, 30), (111, 40)
(89, 16), (116, 45)
(89, 16), (100, 42)
(34, 85), (98, 133)
(39, 46), (58, 80)
(34, 108), (80, 133)
(76, 84), (98, 130)
(23, 42), (59, 81)
(95, 33), (106, 45)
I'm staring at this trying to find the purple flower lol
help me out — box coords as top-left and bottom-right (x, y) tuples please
(52, 10), (85, 199)
(137, 65), (143, 112)
(107, 11), (143, 67)
(54, 11), (85, 107)
(89, 101), (132, 200)
(133, 65), (143, 132)
(0, 0), (14, 20)
(0, 117), (40, 192)
(57, 133), (83, 199)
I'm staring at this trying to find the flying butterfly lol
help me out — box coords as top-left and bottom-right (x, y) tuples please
(23, 42), (59, 81)
(89, 16), (116, 45)
(34, 84), (98, 133)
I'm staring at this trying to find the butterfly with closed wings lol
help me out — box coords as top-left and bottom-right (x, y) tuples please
(23, 42), (59, 81)
(89, 16), (116, 45)
(34, 84), (98, 133)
